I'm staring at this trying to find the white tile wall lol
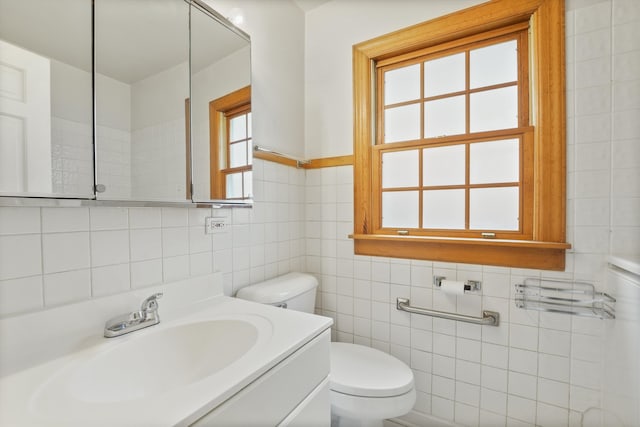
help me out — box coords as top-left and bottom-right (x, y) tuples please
(51, 117), (94, 196)
(131, 119), (187, 200)
(96, 125), (132, 199)
(0, 1), (637, 426)
(0, 159), (305, 319)
(307, 3), (639, 426)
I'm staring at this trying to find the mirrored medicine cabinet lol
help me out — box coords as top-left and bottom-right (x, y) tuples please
(0, 0), (251, 207)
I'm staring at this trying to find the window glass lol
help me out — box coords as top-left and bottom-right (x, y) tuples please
(382, 191), (419, 228)
(243, 171), (252, 198)
(470, 40), (518, 88)
(470, 86), (518, 132)
(229, 141), (247, 168)
(385, 103), (421, 142)
(470, 139), (519, 184)
(229, 115), (246, 141)
(385, 63), (420, 105)
(423, 189), (465, 229)
(226, 172), (242, 199)
(469, 187), (519, 230)
(423, 145), (465, 186)
(424, 95), (465, 137)
(424, 52), (465, 97)
(382, 150), (419, 188)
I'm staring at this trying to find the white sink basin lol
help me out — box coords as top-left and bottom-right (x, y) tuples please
(64, 320), (258, 403)
(0, 285), (331, 427)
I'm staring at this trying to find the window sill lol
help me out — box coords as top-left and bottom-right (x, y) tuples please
(350, 234), (571, 271)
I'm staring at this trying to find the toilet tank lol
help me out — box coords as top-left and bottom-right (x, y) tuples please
(235, 272), (318, 313)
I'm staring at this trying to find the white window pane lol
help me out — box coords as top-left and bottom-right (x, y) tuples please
(424, 95), (465, 138)
(247, 112), (252, 138)
(226, 173), (242, 198)
(385, 63), (420, 105)
(470, 86), (518, 133)
(385, 104), (420, 143)
(247, 138), (253, 165)
(382, 191), (419, 228)
(470, 139), (519, 184)
(230, 142), (247, 168)
(243, 171), (252, 198)
(425, 52), (465, 97)
(470, 40), (518, 89)
(230, 115), (246, 141)
(423, 189), (465, 229)
(423, 145), (465, 186)
(382, 150), (419, 188)
(470, 187), (519, 230)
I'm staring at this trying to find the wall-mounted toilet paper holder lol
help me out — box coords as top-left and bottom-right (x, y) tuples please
(434, 276), (481, 292)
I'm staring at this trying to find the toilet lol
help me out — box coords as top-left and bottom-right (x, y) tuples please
(236, 272), (416, 427)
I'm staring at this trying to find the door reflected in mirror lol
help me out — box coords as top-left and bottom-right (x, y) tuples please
(190, 1), (252, 204)
(0, 0), (94, 198)
(95, 0), (190, 201)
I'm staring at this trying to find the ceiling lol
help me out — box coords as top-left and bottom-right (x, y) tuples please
(0, 0), (247, 84)
(292, 0), (332, 12)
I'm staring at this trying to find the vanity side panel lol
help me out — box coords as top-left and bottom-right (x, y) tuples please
(190, 329), (330, 426)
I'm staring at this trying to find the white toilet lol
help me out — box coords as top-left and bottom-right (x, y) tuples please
(236, 272), (416, 427)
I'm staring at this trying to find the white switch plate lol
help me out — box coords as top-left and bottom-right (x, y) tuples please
(205, 217), (228, 234)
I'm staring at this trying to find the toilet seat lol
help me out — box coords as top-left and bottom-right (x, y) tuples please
(329, 343), (414, 398)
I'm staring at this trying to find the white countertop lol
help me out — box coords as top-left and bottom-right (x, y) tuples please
(0, 280), (331, 426)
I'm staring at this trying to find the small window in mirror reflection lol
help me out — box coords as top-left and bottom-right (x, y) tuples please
(209, 86), (251, 200)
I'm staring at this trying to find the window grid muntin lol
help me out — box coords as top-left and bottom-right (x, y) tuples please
(378, 133), (526, 235)
(379, 32), (525, 145)
(375, 29), (528, 237)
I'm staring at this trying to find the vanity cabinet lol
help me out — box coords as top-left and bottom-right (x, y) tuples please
(191, 330), (331, 426)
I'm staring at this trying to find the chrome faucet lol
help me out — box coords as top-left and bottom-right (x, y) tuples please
(104, 293), (163, 338)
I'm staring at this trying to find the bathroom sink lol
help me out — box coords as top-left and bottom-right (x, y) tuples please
(66, 319), (258, 403)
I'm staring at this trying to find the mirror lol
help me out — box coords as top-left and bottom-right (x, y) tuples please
(0, 0), (94, 198)
(190, 1), (252, 204)
(94, 0), (190, 201)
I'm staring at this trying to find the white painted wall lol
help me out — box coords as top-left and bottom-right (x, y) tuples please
(304, 0), (485, 158)
(204, 0), (306, 159)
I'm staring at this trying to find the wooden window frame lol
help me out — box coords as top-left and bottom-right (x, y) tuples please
(375, 28), (531, 239)
(352, 0), (570, 271)
(209, 85), (251, 200)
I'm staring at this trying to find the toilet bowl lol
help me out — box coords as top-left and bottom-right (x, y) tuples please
(236, 272), (416, 427)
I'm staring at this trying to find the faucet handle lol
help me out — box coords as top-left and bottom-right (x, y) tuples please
(140, 292), (163, 312)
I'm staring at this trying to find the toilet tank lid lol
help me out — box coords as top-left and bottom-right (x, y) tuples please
(235, 272), (318, 304)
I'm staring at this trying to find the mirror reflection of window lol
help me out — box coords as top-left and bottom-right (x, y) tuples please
(209, 86), (251, 200)
(189, 0), (251, 204)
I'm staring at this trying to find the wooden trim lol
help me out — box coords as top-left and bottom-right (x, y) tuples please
(353, 0), (568, 270)
(352, 234), (569, 271)
(253, 151), (300, 168)
(253, 152), (355, 169)
(303, 155), (354, 169)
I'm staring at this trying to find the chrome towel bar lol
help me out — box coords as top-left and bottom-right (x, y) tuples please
(396, 298), (500, 326)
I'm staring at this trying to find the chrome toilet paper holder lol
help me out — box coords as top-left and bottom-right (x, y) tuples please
(434, 276), (481, 292)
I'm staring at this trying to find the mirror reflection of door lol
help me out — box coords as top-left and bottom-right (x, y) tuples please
(0, 0), (93, 198)
(190, 1), (251, 203)
(209, 86), (252, 200)
(0, 41), (52, 194)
